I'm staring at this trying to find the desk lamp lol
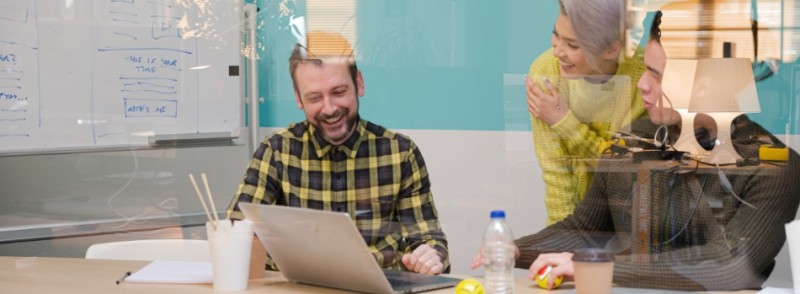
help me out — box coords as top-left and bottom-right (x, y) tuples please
(688, 58), (760, 164)
(662, 59), (706, 155)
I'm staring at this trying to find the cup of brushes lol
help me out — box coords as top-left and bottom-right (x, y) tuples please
(190, 173), (254, 291)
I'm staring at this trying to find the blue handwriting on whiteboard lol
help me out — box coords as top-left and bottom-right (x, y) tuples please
(122, 56), (179, 69)
(0, 53), (17, 65)
(119, 77), (177, 82)
(110, 11), (138, 17)
(0, 92), (26, 101)
(121, 89), (177, 95)
(114, 31), (138, 40)
(135, 65), (157, 73)
(0, 40), (37, 50)
(111, 18), (139, 24)
(122, 81), (174, 89)
(124, 98), (177, 117)
(0, 134), (30, 139)
(0, 2), (29, 23)
(98, 47), (192, 55)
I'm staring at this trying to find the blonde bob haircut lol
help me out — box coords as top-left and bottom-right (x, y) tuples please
(558, 0), (627, 72)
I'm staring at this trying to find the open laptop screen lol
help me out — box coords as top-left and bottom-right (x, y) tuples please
(238, 203), (460, 294)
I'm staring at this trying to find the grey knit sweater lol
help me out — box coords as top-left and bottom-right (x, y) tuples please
(516, 116), (800, 290)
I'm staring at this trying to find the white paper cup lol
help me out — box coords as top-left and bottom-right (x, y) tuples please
(207, 219), (254, 291)
(786, 221), (800, 294)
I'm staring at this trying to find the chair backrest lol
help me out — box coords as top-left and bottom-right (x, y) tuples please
(85, 239), (211, 262)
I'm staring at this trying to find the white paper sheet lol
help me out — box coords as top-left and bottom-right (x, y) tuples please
(125, 260), (212, 284)
(788, 220), (800, 294)
(757, 287), (793, 294)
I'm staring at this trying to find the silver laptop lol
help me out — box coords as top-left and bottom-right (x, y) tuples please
(238, 203), (461, 294)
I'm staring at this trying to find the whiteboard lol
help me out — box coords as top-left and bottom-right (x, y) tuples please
(0, 0), (242, 154)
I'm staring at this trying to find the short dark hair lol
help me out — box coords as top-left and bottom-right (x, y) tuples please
(288, 32), (358, 94)
(649, 10), (663, 44)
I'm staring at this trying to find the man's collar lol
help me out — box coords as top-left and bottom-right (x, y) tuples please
(308, 117), (364, 158)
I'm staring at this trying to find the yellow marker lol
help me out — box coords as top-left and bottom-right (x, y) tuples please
(759, 145), (789, 161)
(535, 265), (563, 289)
(455, 279), (484, 294)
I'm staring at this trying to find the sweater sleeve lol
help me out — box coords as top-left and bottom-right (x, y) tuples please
(515, 169), (616, 269)
(550, 111), (614, 159)
(529, 50), (647, 225)
(528, 50), (588, 224)
(612, 151), (800, 290)
(550, 54), (647, 160)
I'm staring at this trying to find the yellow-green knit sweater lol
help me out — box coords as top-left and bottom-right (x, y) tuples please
(529, 48), (646, 224)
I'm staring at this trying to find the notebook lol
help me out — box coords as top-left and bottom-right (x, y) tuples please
(238, 203), (461, 294)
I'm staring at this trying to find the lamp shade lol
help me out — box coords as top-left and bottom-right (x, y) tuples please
(661, 59), (706, 155)
(687, 58), (760, 113)
(662, 59), (698, 109)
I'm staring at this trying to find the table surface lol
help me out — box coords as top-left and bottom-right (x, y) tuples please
(0, 256), (758, 294)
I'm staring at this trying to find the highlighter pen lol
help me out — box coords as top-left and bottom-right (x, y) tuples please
(115, 271), (132, 285)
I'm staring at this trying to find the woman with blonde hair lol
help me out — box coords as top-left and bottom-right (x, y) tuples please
(527, 0), (646, 224)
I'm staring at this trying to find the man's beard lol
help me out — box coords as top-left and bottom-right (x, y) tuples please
(314, 108), (357, 144)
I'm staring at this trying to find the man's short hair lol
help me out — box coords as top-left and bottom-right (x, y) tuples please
(289, 31), (358, 93)
(649, 10), (663, 44)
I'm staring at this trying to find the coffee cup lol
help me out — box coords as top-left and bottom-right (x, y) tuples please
(249, 235), (267, 279)
(572, 248), (614, 294)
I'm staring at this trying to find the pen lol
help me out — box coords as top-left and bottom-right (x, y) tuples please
(115, 271), (131, 285)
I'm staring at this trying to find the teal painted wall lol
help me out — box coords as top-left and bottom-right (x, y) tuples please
(254, 0), (558, 131)
(749, 67), (797, 135)
(253, 0), (798, 135)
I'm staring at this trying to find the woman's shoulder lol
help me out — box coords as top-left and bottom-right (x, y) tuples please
(617, 50), (646, 78)
(528, 48), (560, 76)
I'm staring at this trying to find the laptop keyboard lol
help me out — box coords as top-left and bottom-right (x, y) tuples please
(388, 277), (416, 288)
(383, 269), (461, 292)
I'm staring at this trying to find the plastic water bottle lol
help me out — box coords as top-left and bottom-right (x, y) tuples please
(483, 210), (515, 294)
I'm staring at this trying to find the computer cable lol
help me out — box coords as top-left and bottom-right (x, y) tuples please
(715, 163), (757, 209)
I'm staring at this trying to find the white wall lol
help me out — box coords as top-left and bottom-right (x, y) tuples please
(400, 129), (546, 276)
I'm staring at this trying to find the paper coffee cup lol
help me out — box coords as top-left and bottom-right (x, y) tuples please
(249, 236), (267, 279)
(207, 219), (254, 291)
(572, 248), (614, 294)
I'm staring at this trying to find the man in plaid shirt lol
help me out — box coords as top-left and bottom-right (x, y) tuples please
(226, 31), (449, 275)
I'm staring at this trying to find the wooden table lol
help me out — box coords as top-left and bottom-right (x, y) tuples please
(0, 256), (756, 293)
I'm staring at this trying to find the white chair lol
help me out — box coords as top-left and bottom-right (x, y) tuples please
(85, 239), (211, 262)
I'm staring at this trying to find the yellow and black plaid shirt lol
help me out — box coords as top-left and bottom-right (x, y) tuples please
(226, 118), (450, 272)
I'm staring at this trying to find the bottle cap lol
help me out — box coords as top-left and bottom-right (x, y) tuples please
(489, 210), (505, 219)
(571, 248), (613, 262)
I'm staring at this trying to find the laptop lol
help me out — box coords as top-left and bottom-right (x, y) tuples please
(238, 203), (461, 294)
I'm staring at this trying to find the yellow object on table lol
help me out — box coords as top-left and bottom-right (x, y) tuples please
(535, 265), (563, 289)
(759, 145), (789, 161)
(455, 279), (484, 294)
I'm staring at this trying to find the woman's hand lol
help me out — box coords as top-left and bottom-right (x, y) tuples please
(469, 247), (484, 270)
(529, 252), (575, 289)
(527, 76), (568, 126)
